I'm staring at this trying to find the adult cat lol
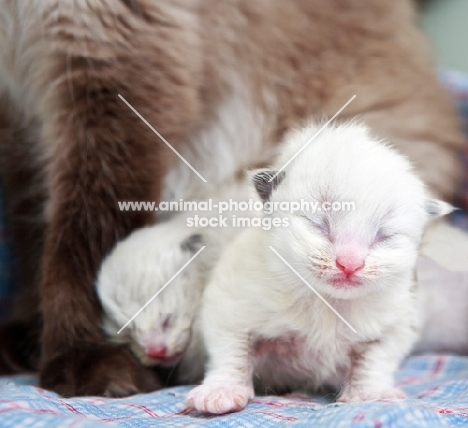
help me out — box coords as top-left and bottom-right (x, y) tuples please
(0, 0), (464, 396)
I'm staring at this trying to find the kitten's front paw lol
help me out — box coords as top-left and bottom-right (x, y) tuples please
(187, 383), (254, 414)
(338, 385), (406, 403)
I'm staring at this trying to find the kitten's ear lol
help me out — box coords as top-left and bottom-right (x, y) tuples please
(181, 234), (205, 254)
(425, 199), (456, 220)
(251, 170), (285, 202)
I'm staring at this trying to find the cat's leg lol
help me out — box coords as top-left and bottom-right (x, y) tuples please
(38, 67), (200, 391)
(186, 330), (254, 414)
(338, 316), (418, 403)
(1, 1), (203, 396)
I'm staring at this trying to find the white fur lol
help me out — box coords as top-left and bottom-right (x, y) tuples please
(414, 255), (468, 355)
(97, 179), (260, 370)
(187, 122), (452, 414)
(414, 221), (468, 354)
(420, 219), (468, 272)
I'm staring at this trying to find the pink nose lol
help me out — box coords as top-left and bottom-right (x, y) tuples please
(336, 257), (365, 277)
(146, 344), (167, 359)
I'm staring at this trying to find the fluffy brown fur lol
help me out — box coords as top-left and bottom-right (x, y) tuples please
(0, 0), (464, 396)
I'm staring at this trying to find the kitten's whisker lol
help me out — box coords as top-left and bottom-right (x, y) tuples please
(269, 246), (358, 334)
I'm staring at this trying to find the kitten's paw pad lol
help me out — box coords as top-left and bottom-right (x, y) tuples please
(338, 386), (406, 403)
(187, 383), (253, 414)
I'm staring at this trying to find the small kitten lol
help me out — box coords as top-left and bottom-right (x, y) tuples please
(187, 122), (453, 414)
(97, 213), (207, 368)
(97, 180), (259, 372)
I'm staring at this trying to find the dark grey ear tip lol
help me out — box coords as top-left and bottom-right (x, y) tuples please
(424, 199), (455, 219)
(254, 170), (286, 182)
(181, 234), (204, 253)
(425, 200), (441, 217)
(252, 170), (285, 202)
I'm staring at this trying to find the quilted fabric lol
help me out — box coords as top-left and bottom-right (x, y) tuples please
(1, 355), (468, 427)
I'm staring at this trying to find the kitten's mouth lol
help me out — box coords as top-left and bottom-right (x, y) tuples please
(329, 275), (362, 288)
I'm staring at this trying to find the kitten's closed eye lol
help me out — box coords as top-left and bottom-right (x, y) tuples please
(374, 229), (395, 244)
(161, 315), (191, 331)
(301, 213), (331, 239)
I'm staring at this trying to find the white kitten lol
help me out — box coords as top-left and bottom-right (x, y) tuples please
(97, 213), (206, 367)
(187, 122), (453, 414)
(97, 180), (259, 371)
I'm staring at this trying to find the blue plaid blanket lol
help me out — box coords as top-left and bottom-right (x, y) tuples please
(1, 356), (468, 427)
(0, 72), (467, 427)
